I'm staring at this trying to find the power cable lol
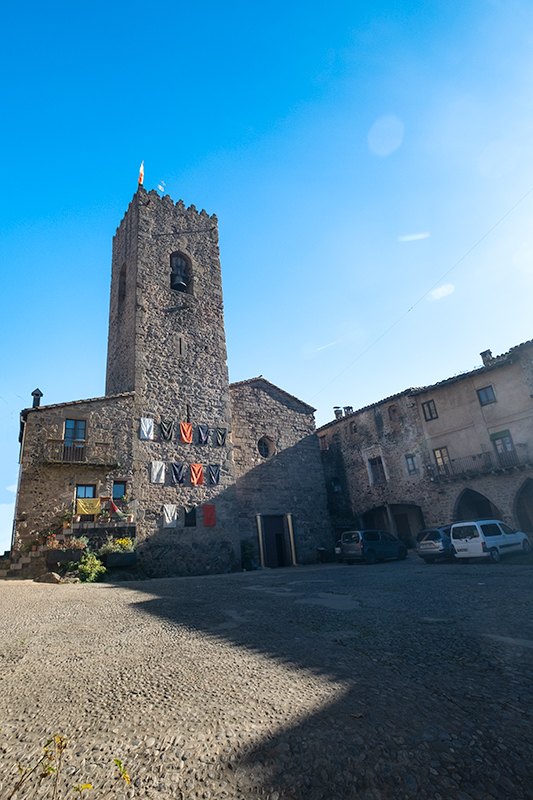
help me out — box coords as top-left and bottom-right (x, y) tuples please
(310, 184), (533, 400)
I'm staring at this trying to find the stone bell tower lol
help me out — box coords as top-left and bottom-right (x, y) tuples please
(105, 187), (239, 575)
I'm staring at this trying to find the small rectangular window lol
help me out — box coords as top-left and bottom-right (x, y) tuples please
(76, 484), (96, 522)
(319, 436), (328, 451)
(405, 455), (419, 475)
(112, 482), (127, 499)
(422, 400), (438, 421)
(369, 456), (386, 485)
(477, 385), (496, 405)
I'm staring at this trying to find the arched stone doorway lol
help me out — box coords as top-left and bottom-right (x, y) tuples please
(454, 489), (501, 521)
(515, 479), (533, 533)
(361, 504), (425, 548)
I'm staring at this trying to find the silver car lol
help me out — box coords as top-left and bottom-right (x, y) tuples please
(415, 526), (453, 564)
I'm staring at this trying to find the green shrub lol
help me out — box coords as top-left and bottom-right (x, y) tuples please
(78, 553), (106, 583)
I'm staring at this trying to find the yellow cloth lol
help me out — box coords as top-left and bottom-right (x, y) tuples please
(77, 497), (101, 515)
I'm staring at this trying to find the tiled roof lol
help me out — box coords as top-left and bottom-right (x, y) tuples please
(21, 391), (135, 415)
(317, 339), (533, 433)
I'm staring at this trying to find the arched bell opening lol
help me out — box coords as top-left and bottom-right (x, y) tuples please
(170, 252), (192, 294)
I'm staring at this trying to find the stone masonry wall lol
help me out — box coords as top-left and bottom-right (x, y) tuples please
(15, 394), (135, 547)
(319, 393), (430, 532)
(230, 379), (332, 564)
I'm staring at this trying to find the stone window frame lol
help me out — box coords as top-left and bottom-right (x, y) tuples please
(405, 454), (419, 475)
(112, 481), (127, 500)
(257, 436), (276, 459)
(422, 400), (438, 421)
(368, 456), (387, 486)
(477, 385), (496, 406)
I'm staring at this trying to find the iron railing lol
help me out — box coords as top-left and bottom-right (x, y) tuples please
(432, 446), (531, 479)
(44, 440), (119, 466)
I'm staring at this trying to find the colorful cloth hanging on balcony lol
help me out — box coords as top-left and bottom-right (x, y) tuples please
(140, 418), (154, 440)
(171, 462), (186, 484)
(215, 427), (227, 446)
(151, 461), (165, 484)
(160, 420), (174, 441)
(180, 422), (193, 443)
(163, 504), (178, 527)
(198, 424), (210, 444)
(190, 463), (204, 485)
(110, 501), (126, 519)
(203, 504), (216, 527)
(208, 465), (220, 485)
(76, 497), (101, 515)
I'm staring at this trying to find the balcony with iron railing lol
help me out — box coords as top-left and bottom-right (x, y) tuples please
(44, 440), (119, 467)
(430, 445), (532, 480)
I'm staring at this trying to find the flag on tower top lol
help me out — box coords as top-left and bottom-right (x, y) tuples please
(138, 161), (144, 186)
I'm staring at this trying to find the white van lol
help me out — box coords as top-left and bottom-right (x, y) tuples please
(450, 519), (531, 563)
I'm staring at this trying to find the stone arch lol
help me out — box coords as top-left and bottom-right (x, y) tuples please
(454, 488), (502, 522)
(514, 478), (533, 533)
(170, 251), (193, 294)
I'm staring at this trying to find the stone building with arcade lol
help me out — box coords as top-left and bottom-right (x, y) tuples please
(318, 340), (533, 545)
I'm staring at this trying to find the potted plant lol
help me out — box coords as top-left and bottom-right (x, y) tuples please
(60, 510), (73, 530)
(46, 536), (88, 565)
(98, 536), (136, 568)
(99, 509), (111, 523)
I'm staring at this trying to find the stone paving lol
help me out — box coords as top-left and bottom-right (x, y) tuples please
(1, 555), (533, 799)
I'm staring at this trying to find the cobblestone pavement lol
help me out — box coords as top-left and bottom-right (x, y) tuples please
(1, 555), (533, 799)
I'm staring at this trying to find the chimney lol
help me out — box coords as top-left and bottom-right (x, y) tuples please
(31, 388), (43, 408)
(480, 349), (493, 367)
(333, 406), (343, 420)
(343, 406), (353, 416)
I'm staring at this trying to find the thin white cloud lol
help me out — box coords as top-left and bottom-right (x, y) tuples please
(6, 485), (17, 493)
(430, 284), (455, 300)
(398, 232), (430, 242)
(316, 341), (339, 352)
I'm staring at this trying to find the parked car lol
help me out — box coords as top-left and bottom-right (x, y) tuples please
(415, 526), (453, 564)
(450, 519), (532, 563)
(335, 530), (407, 564)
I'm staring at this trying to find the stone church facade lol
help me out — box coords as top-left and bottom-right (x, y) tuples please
(13, 188), (331, 576)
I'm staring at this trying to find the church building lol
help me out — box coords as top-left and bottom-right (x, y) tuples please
(13, 187), (332, 576)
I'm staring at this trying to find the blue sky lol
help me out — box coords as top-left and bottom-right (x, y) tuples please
(2, 0), (533, 551)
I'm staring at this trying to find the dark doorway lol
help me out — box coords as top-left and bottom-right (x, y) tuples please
(394, 513), (413, 547)
(454, 489), (501, 521)
(262, 515), (290, 568)
(361, 506), (388, 530)
(516, 479), (533, 533)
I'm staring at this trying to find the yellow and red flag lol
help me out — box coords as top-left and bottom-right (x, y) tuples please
(138, 161), (144, 186)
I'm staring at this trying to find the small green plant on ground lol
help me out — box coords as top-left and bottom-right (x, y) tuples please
(77, 552), (106, 582)
(5, 733), (130, 799)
